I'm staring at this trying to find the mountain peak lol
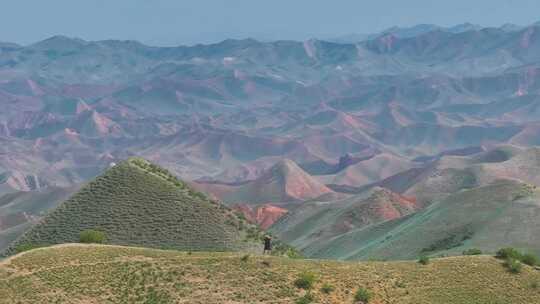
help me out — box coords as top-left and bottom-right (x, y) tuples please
(31, 35), (87, 51)
(258, 159), (333, 202)
(271, 158), (300, 175)
(70, 110), (120, 137)
(4, 159), (260, 256)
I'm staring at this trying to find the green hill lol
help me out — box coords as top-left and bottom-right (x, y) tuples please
(282, 180), (540, 260)
(1, 244), (540, 304)
(271, 147), (540, 261)
(3, 158), (262, 256)
(270, 187), (422, 253)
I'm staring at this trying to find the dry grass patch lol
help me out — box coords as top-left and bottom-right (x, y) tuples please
(1, 245), (540, 304)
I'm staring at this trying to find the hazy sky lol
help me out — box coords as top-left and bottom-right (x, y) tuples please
(1, 0), (539, 46)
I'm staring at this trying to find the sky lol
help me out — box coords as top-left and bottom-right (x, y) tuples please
(1, 0), (539, 46)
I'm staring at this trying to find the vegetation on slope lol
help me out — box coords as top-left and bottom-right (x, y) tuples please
(275, 180), (540, 260)
(1, 244), (540, 304)
(0, 186), (77, 251)
(3, 158), (263, 256)
(270, 187), (421, 252)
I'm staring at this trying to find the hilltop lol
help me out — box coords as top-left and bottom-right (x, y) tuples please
(1, 244), (539, 304)
(3, 158), (261, 256)
(195, 159), (335, 204)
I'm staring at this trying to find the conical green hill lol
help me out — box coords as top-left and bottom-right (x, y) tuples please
(4, 158), (261, 255)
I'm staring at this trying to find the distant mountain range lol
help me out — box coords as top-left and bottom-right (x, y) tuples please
(327, 21), (540, 43)
(1, 21), (540, 257)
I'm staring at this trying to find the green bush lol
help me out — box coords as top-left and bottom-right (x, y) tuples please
(521, 253), (539, 266)
(496, 248), (522, 260)
(240, 254), (250, 262)
(496, 248), (538, 267)
(418, 255), (430, 265)
(320, 283), (335, 294)
(354, 287), (372, 303)
(421, 228), (473, 253)
(462, 248), (483, 255)
(14, 243), (42, 253)
(285, 248), (304, 259)
(294, 272), (316, 290)
(295, 293), (314, 304)
(269, 241), (304, 259)
(79, 230), (106, 244)
(504, 258), (523, 274)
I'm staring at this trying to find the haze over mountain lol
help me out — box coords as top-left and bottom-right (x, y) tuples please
(1, 22), (540, 188)
(328, 22), (485, 43)
(2, 21), (540, 256)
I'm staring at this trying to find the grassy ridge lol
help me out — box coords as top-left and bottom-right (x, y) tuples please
(1, 244), (540, 304)
(3, 158), (261, 256)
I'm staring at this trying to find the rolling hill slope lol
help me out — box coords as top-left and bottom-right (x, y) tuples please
(270, 147), (540, 261)
(0, 186), (77, 251)
(315, 153), (416, 188)
(1, 244), (539, 304)
(3, 158), (261, 256)
(270, 187), (422, 252)
(297, 181), (540, 260)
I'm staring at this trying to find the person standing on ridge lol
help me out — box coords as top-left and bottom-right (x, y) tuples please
(263, 235), (272, 255)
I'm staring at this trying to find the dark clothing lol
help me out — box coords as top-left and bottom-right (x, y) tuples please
(264, 237), (272, 251)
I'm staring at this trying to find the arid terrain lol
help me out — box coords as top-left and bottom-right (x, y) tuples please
(2, 21), (540, 260)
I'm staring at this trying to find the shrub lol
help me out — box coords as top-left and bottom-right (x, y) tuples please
(240, 254), (250, 262)
(418, 255), (430, 265)
(496, 248), (538, 267)
(269, 241), (304, 259)
(14, 243), (42, 253)
(79, 230), (106, 244)
(530, 281), (539, 289)
(504, 258), (523, 274)
(496, 248), (522, 260)
(320, 283), (335, 294)
(521, 253), (539, 266)
(295, 293), (314, 304)
(294, 272), (316, 290)
(285, 248), (304, 259)
(421, 227), (473, 253)
(463, 248), (482, 256)
(354, 287), (372, 303)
